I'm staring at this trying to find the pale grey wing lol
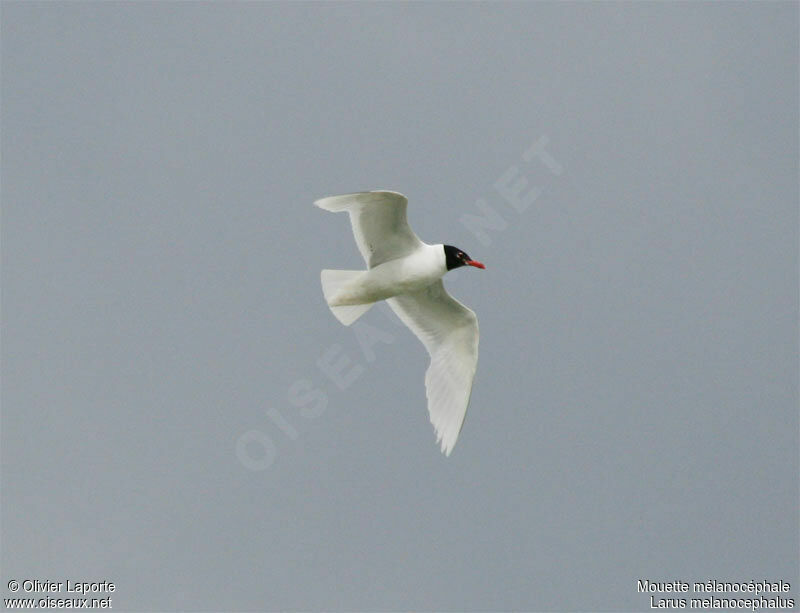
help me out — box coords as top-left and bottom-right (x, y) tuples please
(314, 190), (423, 268)
(387, 280), (479, 456)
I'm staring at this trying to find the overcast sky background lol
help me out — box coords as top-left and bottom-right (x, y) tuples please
(2, 3), (798, 611)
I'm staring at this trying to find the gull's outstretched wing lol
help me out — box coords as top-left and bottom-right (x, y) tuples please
(387, 280), (479, 455)
(314, 191), (423, 268)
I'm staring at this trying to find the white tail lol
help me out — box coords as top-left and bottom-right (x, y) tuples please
(320, 270), (374, 326)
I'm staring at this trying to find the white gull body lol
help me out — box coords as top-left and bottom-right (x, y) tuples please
(315, 190), (481, 456)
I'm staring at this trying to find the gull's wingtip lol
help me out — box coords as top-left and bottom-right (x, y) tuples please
(437, 429), (457, 457)
(314, 193), (358, 212)
(313, 196), (332, 210)
(314, 190), (408, 212)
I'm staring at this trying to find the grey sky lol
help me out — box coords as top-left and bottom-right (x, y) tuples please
(2, 2), (798, 611)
